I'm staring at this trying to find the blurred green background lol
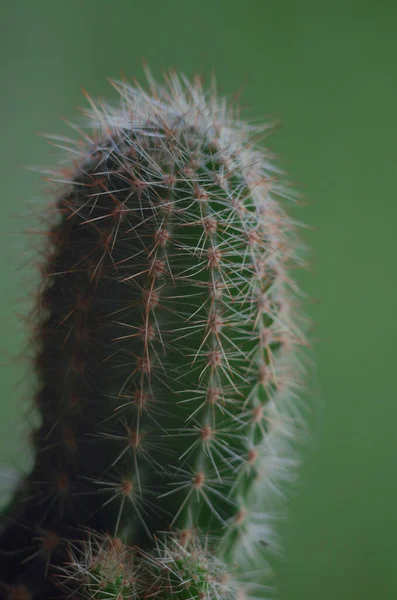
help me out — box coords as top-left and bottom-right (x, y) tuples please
(1, 0), (396, 598)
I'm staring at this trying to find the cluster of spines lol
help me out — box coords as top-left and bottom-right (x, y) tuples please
(0, 69), (306, 598)
(58, 531), (240, 600)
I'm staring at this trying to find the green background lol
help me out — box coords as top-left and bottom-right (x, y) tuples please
(1, 1), (396, 598)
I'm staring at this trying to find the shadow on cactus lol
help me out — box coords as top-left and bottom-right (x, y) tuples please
(0, 67), (309, 599)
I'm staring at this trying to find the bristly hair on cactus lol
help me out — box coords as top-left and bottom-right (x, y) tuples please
(56, 531), (139, 599)
(58, 530), (240, 600)
(0, 66), (309, 599)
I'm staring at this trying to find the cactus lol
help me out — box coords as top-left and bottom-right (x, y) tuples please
(58, 531), (238, 600)
(57, 532), (139, 600)
(0, 68), (306, 599)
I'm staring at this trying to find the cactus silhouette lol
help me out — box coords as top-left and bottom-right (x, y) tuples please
(0, 68), (306, 599)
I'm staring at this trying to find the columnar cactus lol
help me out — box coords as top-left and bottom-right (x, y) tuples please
(0, 68), (306, 599)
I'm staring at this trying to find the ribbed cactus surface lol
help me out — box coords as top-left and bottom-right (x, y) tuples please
(0, 69), (306, 600)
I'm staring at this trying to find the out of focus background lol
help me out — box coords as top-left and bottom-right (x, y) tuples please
(1, 1), (396, 598)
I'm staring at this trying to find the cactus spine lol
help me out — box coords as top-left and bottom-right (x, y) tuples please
(0, 69), (306, 599)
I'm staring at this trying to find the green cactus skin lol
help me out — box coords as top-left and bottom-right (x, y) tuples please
(0, 69), (306, 599)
